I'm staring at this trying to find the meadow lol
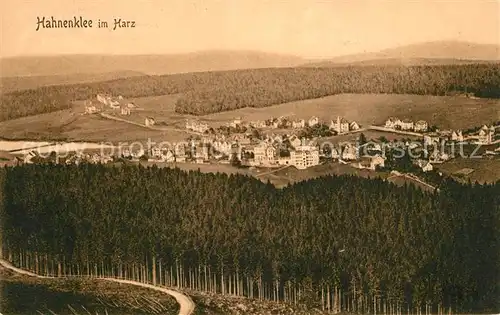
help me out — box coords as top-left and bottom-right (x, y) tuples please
(435, 157), (500, 184)
(201, 93), (500, 130)
(0, 93), (497, 151)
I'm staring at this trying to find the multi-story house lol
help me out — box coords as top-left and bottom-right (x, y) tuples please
(145, 117), (156, 127)
(350, 121), (360, 131)
(290, 145), (320, 169)
(253, 143), (277, 164)
(120, 107), (131, 116)
(400, 119), (414, 131)
(308, 116), (319, 127)
(289, 136), (302, 148)
(330, 116), (350, 134)
(174, 144), (187, 162)
(341, 145), (358, 160)
(292, 119), (306, 129)
(414, 120), (428, 132)
(85, 105), (98, 114)
(451, 130), (464, 142)
(478, 125), (495, 144)
(385, 117), (401, 129)
(353, 155), (385, 171)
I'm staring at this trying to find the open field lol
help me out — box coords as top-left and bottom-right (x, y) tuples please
(319, 130), (421, 144)
(0, 93), (498, 148)
(0, 107), (188, 143)
(386, 174), (437, 192)
(201, 93), (500, 130)
(256, 162), (388, 188)
(434, 157), (500, 184)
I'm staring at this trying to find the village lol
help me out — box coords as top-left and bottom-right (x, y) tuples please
(3, 94), (498, 182)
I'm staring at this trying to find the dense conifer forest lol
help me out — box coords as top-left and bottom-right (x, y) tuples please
(1, 165), (498, 314)
(1, 64), (499, 120)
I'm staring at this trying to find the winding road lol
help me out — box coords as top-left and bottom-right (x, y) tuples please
(0, 258), (195, 315)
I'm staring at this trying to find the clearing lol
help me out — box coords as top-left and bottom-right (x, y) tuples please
(201, 93), (500, 130)
(0, 93), (498, 145)
(434, 157), (500, 184)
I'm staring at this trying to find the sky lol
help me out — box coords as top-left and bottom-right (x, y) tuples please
(1, 0), (499, 58)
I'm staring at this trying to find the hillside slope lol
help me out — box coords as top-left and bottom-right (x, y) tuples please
(0, 51), (305, 77)
(0, 71), (145, 93)
(304, 41), (500, 66)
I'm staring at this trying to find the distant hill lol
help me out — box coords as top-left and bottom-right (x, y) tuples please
(0, 71), (146, 93)
(0, 51), (305, 77)
(306, 57), (500, 67)
(303, 41), (500, 67)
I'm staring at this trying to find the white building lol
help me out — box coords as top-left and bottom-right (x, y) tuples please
(230, 117), (243, 128)
(400, 119), (414, 131)
(341, 145), (358, 160)
(308, 116), (319, 127)
(292, 119), (306, 129)
(85, 105), (98, 114)
(290, 145), (320, 169)
(414, 120), (428, 132)
(254, 143), (277, 164)
(145, 117), (156, 127)
(451, 130), (464, 142)
(385, 117), (401, 129)
(415, 159), (434, 172)
(353, 155), (385, 171)
(120, 107), (131, 116)
(478, 125), (495, 144)
(289, 136), (302, 148)
(186, 120), (209, 133)
(350, 121), (360, 131)
(330, 116), (350, 134)
(96, 94), (109, 105)
(174, 144), (187, 162)
(213, 141), (232, 155)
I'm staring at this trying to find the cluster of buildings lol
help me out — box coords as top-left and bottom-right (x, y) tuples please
(427, 125), (497, 145)
(478, 125), (496, 144)
(252, 142), (320, 170)
(329, 116), (360, 134)
(88, 94), (138, 116)
(186, 120), (210, 133)
(184, 115), (361, 138)
(385, 117), (429, 132)
(227, 115), (361, 133)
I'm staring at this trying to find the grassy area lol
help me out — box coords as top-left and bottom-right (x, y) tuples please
(201, 93), (499, 130)
(434, 157), (500, 184)
(386, 174), (436, 192)
(0, 107), (188, 143)
(256, 162), (388, 188)
(0, 266), (178, 315)
(0, 93), (497, 144)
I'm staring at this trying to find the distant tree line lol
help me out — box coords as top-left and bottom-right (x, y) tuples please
(1, 64), (499, 120)
(0, 165), (498, 314)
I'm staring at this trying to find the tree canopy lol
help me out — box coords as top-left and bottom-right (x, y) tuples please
(1, 164), (498, 313)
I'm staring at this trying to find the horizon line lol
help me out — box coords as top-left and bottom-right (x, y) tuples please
(1, 39), (499, 60)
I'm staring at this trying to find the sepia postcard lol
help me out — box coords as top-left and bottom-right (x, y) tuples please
(0, 1), (499, 314)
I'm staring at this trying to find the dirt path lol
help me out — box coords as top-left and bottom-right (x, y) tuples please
(0, 258), (195, 315)
(100, 112), (202, 136)
(254, 164), (291, 177)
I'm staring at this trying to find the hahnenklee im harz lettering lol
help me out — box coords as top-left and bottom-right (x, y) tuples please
(36, 16), (93, 31)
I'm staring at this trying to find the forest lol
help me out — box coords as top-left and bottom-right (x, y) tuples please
(1, 63), (499, 120)
(0, 164), (498, 314)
